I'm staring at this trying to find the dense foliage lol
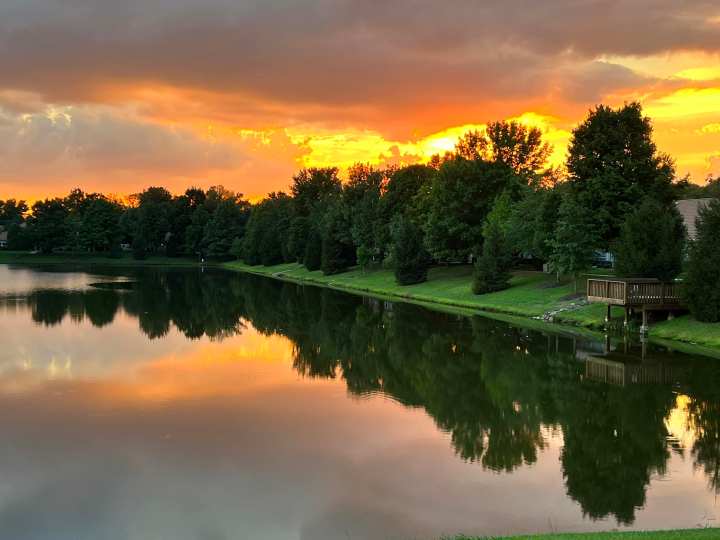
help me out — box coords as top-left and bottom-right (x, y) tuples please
(567, 102), (675, 248)
(392, 216), (431, 285)
(472, 194), (513, 294)
(614, 198), (686, 281)
(685, 200), (720, 322)
(4, 104), (720, 316)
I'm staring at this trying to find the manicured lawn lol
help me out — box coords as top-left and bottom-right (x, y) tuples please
(652, 315), (720, 349)
(224, 261), (582, 318)
(448, 530), (718, 540)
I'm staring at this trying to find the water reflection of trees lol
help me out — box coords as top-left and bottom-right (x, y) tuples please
(238, 278), (720, 525)
(5, 269), (247, 340)
(5, 269), (720, 524)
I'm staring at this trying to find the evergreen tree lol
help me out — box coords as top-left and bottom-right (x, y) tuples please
(392, 216), (431, 285)
(303, 224), (323, 271)
(685, 199), (720, 322)
(320, 199), (355, 275)
(614, 198), (685, 281)
(472, 198), (513, 295)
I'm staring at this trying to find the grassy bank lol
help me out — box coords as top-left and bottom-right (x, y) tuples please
(449, 530), (718, 540)
(0, 251), (203, 267)
(223, 261), (720, 352)
(224, 261), (586, 318)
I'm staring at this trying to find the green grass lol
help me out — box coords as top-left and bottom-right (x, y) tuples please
(0, 250), (203, 267)
(224, 261), (584, 318)
(652, 314), (720, 349)
(448, 530), (718, 540)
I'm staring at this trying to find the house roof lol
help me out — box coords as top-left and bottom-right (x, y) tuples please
(676, 198), (714, 240)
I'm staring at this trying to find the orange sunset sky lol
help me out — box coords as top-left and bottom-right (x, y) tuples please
(1, 1), (719, 202)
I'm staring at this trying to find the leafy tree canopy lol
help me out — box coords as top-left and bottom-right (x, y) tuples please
(614, 198), (685, 281)
(567, 102), (675, 247)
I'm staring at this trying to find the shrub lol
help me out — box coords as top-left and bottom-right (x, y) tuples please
(614, 198), (685, 281)
(685, 199), (720, 322)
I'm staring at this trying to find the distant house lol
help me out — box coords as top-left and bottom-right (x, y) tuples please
(0, 227), (7, 249)
(676, 198), (714, 241)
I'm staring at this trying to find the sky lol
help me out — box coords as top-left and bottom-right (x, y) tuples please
(1, 0), (720, 202)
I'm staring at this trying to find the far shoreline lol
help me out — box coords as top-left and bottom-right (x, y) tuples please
(2, 251), (717, 358)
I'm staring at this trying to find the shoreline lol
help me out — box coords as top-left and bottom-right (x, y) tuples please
(1, 252), (719, 357)
(222, 261), (720, 358)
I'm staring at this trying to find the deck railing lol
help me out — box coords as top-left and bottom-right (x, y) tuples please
(587, 278), (683, 307)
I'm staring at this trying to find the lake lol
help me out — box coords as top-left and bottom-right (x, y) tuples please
(0, 264), (718, 540)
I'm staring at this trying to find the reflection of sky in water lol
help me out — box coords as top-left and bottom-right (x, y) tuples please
(0, 265), (717, 539)
(0, 265), (125, 294)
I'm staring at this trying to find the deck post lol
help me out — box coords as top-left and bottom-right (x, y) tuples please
(605, 304), (612, 327)
(624, 307), (630, 329)
(640, 307), (649, 335)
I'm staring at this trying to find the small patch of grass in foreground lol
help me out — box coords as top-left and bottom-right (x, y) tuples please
(447, 528), (718, 540)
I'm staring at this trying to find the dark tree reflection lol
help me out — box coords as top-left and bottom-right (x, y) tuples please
(6, 267), (720, 524)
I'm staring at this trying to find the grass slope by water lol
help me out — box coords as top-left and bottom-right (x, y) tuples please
(224, 262), (585, 318)
(224, 261), (720, 352)
(450, 530), (719, 540)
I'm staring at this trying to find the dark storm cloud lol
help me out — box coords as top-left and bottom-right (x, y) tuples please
(0, 0), (716, 122)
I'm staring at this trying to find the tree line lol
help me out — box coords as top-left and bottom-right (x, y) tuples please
(3, 101), (720, 319)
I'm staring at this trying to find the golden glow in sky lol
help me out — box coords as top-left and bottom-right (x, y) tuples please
(0, 2), (719, 200)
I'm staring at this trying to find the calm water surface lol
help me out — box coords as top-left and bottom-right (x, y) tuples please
(0, 265), (718, 540)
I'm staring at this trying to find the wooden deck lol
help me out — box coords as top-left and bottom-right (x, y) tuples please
(587, 277), (685, 333)
(587, 278), (683, 309)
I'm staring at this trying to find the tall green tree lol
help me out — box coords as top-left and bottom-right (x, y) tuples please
(506, 185), (563, 261)
(377, 164), (435, 260)
(685, 199), (720, 322)
(567, 102), (675, 247)
(27, 198), (70, 253)
(454, 121), (552, 185)
(203, 196), (251, 259)
(345, 164), (384, 269)
(548, 197), (598, 287)
(418, 158), (519, 262)
(78, 197), (124, 252)
(472, 195), (513, 295)
(242, 193), (292, 266)
(614, 198), (685, 281)
(392, 216), (431, 285)
(135, 186), (173, 252)
(288, 167), (342, 263)
(320, 197), (355, 275)
(485, 121), (552, 180)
